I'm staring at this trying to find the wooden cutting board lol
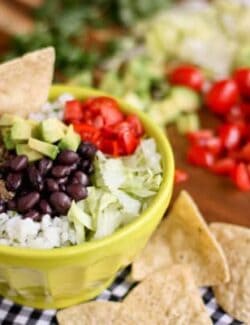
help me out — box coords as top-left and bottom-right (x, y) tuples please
(167, 109), (250, 228)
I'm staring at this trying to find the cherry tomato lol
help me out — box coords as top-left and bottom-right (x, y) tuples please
(231, 163), (250, 191)
(205, 79), (239, 115)
(174, 169), (189, 184)
(169, 65), (204, 91)
(233, 68), (250, 98)
(187, 130), (214, 146)
(219, 123), (242, 150)
(187, 146), (215, 168)
(211, 158), (236, 175)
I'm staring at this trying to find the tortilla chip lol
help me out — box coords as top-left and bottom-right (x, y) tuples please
(132, 190), (229, 286)
(57, 301), (120, 325)
(210, 223), (250, 324)
(115, 265), (212, 325)
(0, 47), (55, 117)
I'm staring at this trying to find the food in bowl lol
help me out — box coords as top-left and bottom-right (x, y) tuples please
(0, 57), (163, 249)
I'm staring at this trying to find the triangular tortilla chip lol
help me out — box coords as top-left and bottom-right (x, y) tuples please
(57, 301), (120, 325)
(0, 47), (55, 117)
(132, 190), (229, 286)
(115, 265), (212, 325)
(210, 223), (250, 324)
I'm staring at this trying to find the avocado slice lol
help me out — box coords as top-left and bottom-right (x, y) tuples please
(1, 128), (15, 150)
(16, 144), (43, 162)
(59, 125), (81, 152)
(40, 118), (66, 143)
(11, 119), (32, 141)
(0, 114), (21, 127)
(28, 138), (59, 160)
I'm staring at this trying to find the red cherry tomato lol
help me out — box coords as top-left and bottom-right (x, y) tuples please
(169, 65), (204, 91)
(219, 123), (242, 150)
(205, 79), (239, 115)
(211, 158), (236, 175)
(233, 68), (250, 98)
(174, 169), (189, 184)
(231, 163), (250, 191)
(187, 130), (214, 146)
(187, 146), (215, 168)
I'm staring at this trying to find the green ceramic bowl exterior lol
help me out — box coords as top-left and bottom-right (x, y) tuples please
(0, 85), (174, 309)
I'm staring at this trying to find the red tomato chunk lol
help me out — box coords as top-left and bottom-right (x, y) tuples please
(64, 97), (144, 156)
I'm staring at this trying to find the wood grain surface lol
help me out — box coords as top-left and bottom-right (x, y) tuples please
(167, 109), (250, 228)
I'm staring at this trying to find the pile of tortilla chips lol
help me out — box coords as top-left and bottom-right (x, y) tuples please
(57, 190), (250, 324)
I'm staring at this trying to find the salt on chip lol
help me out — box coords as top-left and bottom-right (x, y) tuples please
(0, 47), (55, 117)
(57, 301), (120, 325)
(115, 265), (212, 325)
(210, 222), (250, 324)
(132, 190), (229, 286)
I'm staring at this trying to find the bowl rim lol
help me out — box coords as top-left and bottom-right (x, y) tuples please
(0, 85), (174, 259)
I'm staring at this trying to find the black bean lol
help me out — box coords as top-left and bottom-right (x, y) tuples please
(59, 184), (66, 192)
(6, 172), (22, 191)
(28, 165), (43, 191)
(51, 165), (71, 178)
(68, 163), (78, 173)
(57, 177), (68, 185)
(49, 192), (71, 214)
(66, 184), (87, 201)
(71, 171), (89, 186)
(10, 155), (28, 172)
(57, 150), (79, 165)
(38, 158), (53, 176)
(23, 210), (41, 221)
(46, 178), (59, 192)
(7, 199), (16, 210)
(0, 200), (6, 213)
(39, 200), (52, 215)
(17, 192), (40, 213)
(77, 142), (97, 159)
(80, 160), (94, 174)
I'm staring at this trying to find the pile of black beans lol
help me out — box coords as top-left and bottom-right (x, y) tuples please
(0, 142), (97, 221)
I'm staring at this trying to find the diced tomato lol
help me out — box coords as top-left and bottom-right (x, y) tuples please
(114, 122), (138, 155)
(238, 142), (250, 162)
(187, 129), (214, 146)
(211, 158), (236, 175)
(64, 100), (84, 123)
(231, 163), (250, 191)
(219, 123), (242, 150)
(126, 115), (144, 136)
(174, 169), (189, 184)
(187, 146), (215, 168)
(226, 105), (245, 123)
(73, 123), (100, 143)
(205, 79), (239, 115)
(83, 97), (123, 126)
(99, 139), (119, 156)
(233, 68), (250, 98)
(240, 102), (250, 118)
(168, 65), (204, 91)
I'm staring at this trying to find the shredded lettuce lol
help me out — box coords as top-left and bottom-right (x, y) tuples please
(67, 138), (163, 242)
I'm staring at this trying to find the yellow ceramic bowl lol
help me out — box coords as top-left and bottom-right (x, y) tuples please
(0, 85), (174, 309)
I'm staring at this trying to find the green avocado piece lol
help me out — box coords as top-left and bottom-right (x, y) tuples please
(16, 144), (43, 162)
(59, 125), (81, 152)
(0, 114), (21, 127)
(11, 119), (32, 141)
(40, 118), (66, 143)
(1, 128), (15, 150)
(28, 138), (59, 160)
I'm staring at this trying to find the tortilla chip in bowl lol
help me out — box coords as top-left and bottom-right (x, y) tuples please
(0, 85), (174, 309)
